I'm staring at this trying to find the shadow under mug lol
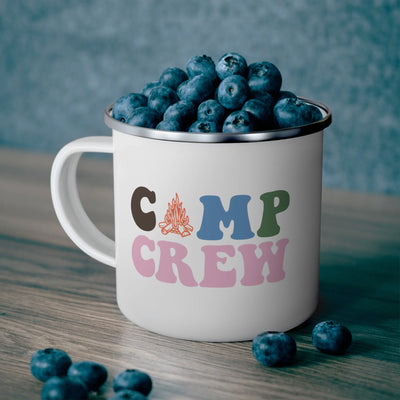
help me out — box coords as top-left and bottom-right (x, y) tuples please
(50, 98), (332, 341)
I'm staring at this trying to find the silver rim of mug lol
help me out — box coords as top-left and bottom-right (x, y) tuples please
(104, 97), (332, 143)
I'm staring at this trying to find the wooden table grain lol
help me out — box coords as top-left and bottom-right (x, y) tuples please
(1, 147), (399, 400)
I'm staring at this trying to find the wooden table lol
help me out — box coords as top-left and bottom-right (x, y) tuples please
(1, 147), (399, 400)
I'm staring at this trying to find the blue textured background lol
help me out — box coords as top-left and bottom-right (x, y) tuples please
(1, 0), (399, 194)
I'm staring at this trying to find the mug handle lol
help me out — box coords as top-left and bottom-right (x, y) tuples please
(50, 136), (116, 268)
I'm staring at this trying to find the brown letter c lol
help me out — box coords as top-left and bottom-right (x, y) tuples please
(131, 186), (156, 231)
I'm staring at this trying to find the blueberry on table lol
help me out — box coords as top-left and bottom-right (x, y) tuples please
(248, 61), (282, 98)
(217, 75), (249, 110)
(67, 360), (107, 392)
(148, 85), (179, 115)
(242, 98), (274, 130)
(186, 54), (217, 81)
(274, 97), (322, 128)
(312, 320), (352, 355)
(109, 389), (148, 400)
(197, 99), (226, 125)
(216, 52), (248, 80)
(252, 331), (297, 367)
(112, 93), (148, 123)
(30, 348), (72, 382)
(113, 369), (152, 396)
(189, 119), (220, 133)
(177, 75), (215, 104)
(41, 376), (88, 400)
(126, 106), (161, 128)
(163, 100), (197, 129)
(159, 67), (188, 90)
(222, 110), (254, 133)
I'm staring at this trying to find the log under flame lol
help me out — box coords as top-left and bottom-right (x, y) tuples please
(158, 193), (193, 237)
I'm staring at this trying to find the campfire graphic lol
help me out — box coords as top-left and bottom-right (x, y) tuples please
(158, 193), (193, 237)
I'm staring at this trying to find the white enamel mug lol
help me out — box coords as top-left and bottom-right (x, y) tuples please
(50, 98), (332, 341)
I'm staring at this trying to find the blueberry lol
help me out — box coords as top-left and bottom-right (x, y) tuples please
(217, 75), (249, 110)
(113, 369), (152, 396)
(177, 75), (215, 104)
(148, 85), (179, 115)
(112, 93), (148, 123)
(215, 52), (248, 80)
(163, 100), (196, 129)
(252, 331), (297, 367)
(126, 106), (161, 128)
(186, 54), (217, 81)
(197, 99), (226, 125)
(277, 90), (297, 101)
(156, 119), (182, 131)
(274, 97), (322, 128)
(109, 390), (148, 400)
(253, 91), (276, 108)
(222, 110), (254, 133)
(312, 321), (352, 355)
(248, 61), (282, 98)
(189, 119), (220, 133)
(30, 348), (72, 382)
(67, 361), (107, 392)
(141, 81), (160, 97)
(242, 98), (274, 130)
(159, 67), (188, 90)
(309, 104), (323, 122)
(41, 376), (88, 400)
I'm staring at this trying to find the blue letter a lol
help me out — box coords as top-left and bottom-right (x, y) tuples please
(197, 195), (254, 240)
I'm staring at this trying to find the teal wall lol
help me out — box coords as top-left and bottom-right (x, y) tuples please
(1, 0), (399, 194)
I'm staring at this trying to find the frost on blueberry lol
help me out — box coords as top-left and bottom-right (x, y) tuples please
(223, 110), (254, 133)
(126, 107), (161, 129)
(156, 119), (182, 132)
(159, 67), (188, 90)
(30, 348), (72, 382)
(189, 119), (220, 133)
(186, 54), (217, 81)
(41, 376), (88, 400)
(112, 93), (147, 123)
(141, 81), (160, 97)
(67, 360), (108, 392)
(113, 369), (153, 396)
(216, 52), (248, 80)
(312, 320), (352, 355)
(248, 61), (282, 98)
(274, 97), (322, 128)
(242, 98), (274, 130)
(148, 85), (179, 115)
(163, 100), (197, 129)
(252, 331), (297, 367)
(177, 75), (215, 104)
(197, 99), (226, 125)
(217, 75), (249, 110)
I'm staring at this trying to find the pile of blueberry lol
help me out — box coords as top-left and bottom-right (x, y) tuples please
(29, 321), (351, 397)
(112, 53), (323, 133)
(30, 349), (152, 399)
(252, 320), (352, 367)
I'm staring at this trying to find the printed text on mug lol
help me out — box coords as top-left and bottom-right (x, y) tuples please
(130, 186), (290, 287)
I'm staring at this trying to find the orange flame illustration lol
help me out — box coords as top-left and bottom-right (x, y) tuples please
(158, 193), (193, 237)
